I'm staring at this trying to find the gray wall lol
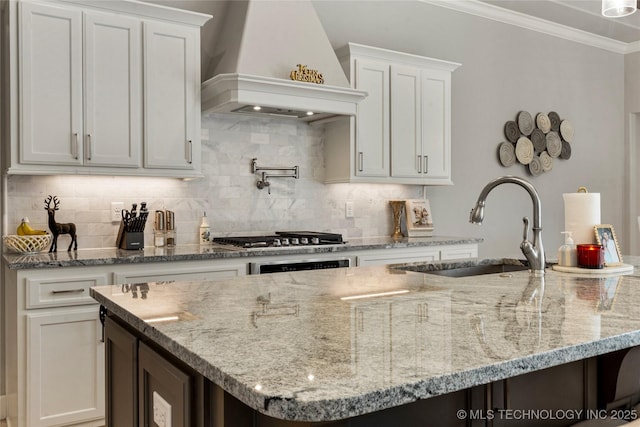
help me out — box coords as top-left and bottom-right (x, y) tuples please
(313, 1), (626, 258)
(625, 52), (640, 255)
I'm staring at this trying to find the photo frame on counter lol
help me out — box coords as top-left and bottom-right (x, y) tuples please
(594, 224), (623, 266)
(404, 199), (434, 237)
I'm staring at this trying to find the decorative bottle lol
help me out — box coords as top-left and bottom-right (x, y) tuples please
(558, 231), (577, 267)
(199, 212), (211, 244)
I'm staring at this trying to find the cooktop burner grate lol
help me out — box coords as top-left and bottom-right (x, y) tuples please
(212, 231), (344, 248)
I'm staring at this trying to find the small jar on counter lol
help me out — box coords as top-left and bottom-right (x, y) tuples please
(154, 210), (166, 247)
(165, 210), (176, 247)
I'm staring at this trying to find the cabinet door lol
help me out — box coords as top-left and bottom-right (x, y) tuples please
(104, 317), (138, 427)
(138, 341), (193, 427)
(421, 69), (452, 181)
(354, 58), (389, 177)
(84, 12), (142, 167)
(144, 21), (198, 170)
(390, 65), (423, 179)
(19, 1), (83, 165)
(27, 307), (104, 427)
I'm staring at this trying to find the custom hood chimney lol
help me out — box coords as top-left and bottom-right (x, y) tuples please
(201, 0), (366, 122)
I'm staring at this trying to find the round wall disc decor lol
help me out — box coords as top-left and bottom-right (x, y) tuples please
(498, 110), (573, 176)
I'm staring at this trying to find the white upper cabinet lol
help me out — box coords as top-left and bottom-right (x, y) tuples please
(354, 58), (389, 177)
(84, 11), (142, 168)
(18, 2), (83, 166)
(5, 0), (210, 177)
(143, 21), (198, 170)
(324, 43), (460, 185)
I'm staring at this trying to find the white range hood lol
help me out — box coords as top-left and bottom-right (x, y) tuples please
(200, 0), (366, 122)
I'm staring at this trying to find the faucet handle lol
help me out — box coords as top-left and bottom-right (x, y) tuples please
(522, 216), (530, 241)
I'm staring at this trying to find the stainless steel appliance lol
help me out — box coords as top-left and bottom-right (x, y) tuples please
(211, 231), (350, 274)
(212, 231), (344, 249)
(249, 257), (351, 274)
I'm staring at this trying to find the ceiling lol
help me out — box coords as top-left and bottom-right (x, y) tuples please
(145, 0), (640, 58)
(478, 0), (640, 44)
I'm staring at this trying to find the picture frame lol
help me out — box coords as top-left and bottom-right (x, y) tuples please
(594, 224), (623, 266)
(404, 199), (434, 237)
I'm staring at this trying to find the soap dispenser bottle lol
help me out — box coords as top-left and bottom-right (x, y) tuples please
(199, 212), (211, 244)
(558, 231), (577, 267)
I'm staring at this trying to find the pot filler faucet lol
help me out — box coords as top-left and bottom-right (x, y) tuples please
(469, 176), (545, 276)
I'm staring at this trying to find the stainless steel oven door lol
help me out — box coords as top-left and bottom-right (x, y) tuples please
(249, 258), (351, 274)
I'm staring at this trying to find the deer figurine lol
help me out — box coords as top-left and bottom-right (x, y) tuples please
(44, 195), (78, 252)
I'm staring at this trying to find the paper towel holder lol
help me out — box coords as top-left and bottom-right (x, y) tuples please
(577, 186), (588, 193)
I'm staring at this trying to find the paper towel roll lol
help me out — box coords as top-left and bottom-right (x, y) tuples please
(563, 192), (601, 245)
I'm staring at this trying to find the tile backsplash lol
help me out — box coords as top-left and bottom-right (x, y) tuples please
(5, 113), (423, 249)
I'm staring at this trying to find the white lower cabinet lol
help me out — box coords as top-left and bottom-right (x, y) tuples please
(5, 269), (108, 427)
(27, 308), (104, 427)
(4, 260), (246, 427)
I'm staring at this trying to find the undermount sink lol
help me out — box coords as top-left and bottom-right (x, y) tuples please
(419, 263), (529, 278)
(395, 259), (531, 278)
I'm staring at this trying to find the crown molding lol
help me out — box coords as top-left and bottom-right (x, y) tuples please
(626, 40), (640, 53)
(420, 0), (631, 55)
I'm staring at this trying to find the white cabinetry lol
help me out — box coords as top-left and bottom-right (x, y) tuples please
(143, 21), (199, 170)
(27, 308), (104, 427)
(356, 244), (477, 266)
(353, 58), (389, 177)
(325, 43), (460, 185)
(4, 0), (209, 177)
(3, 259), (245, 427)
(5, 270), (108, 427)
(18, 1), (84, 166)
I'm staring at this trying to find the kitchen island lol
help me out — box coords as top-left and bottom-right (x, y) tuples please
(91, 257), (640, 426)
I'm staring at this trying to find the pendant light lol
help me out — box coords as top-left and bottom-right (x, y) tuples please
(602, 0), (637, 17)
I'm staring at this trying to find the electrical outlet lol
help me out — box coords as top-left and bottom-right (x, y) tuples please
(111, 202), (124, 222)
(153, 391), (171, 427)
(345, 201), (354, 218)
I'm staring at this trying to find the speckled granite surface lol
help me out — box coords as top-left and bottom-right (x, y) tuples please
(3, 235), (482, 270)
(91, 256), (640, 422)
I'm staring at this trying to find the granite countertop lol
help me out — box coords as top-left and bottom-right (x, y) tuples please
(2, 235), (482, 270)
(91, 256), (640, 422)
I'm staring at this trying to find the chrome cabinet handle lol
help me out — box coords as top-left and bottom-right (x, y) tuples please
(424, 155), (429, 174)
(72, 133), (79, 160)
(417, 155), (422, 173)
(86, 134), (92, 161)
(187, 140), (193, 164)
(358, 152), (364, 172)
(51, 288), (85, 295)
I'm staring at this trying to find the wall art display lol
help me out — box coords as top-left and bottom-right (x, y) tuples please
(498, 110), (573, 176)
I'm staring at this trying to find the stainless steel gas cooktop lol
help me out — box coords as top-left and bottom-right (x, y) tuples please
(212, 231), (344, 248)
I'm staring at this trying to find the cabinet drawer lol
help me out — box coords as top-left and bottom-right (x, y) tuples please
(26, 273), (109, 309)
(440, 245), (478, 261)
(112, 264), (246, 284)
(357, 249), (439, 266)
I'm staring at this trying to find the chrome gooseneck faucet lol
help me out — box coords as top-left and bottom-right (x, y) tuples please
(469, 176), (545, 276)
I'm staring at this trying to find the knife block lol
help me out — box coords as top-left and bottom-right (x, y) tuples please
(116, 221), (144, 250)
(120, 231), (144, 250)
